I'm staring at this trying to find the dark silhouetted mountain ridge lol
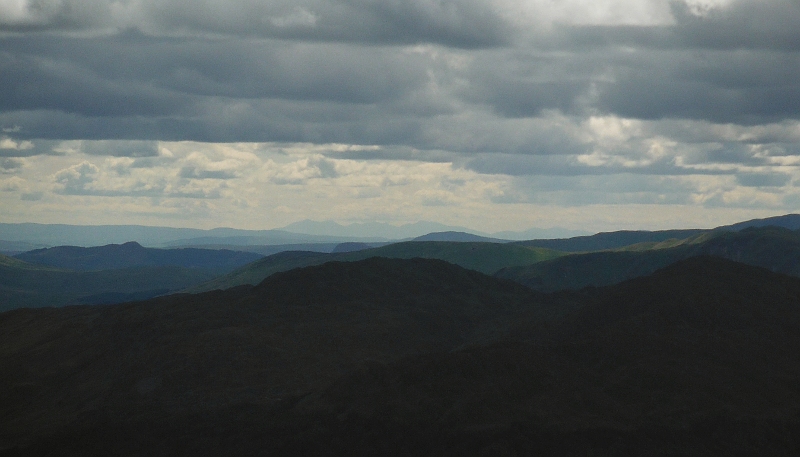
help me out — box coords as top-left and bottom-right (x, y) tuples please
(2, 256), (800, 455)
(15, 241), (262, 273)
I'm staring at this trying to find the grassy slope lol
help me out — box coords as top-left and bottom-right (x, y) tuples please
(190, 241), (564, 292)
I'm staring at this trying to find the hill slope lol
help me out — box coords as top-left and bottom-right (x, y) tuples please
(302, 257), (800, 455)
(0, 257), (546, 454)
(191, 241), (563, 292)
(2, 257), (800, 455)
(514, 228), (707, 252)
(720, 213), (800, 231)
(0, 254), (216, 311)
(497, 226), (800, 291)
(15, 242), (262, 274)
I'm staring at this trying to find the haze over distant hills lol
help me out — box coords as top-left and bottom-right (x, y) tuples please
(0, 223), (383, 249)
(279, 219), (589, 240)
(5, 213), (796, 252)
(0, 220), (590, 250)
(4, 214), (800, 454)
(4, 214), (800, 310)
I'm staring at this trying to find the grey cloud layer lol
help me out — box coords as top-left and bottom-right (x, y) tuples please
(0, 0), (509, 47)
(0, 0), (799, 185)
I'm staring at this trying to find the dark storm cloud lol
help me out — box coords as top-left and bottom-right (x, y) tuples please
(593, 49), (800, 124)
(530, 0), (800, 124)
(0, 0), (798, 157)
(669, 0), (800, 51)
(0, 33), (426, 112)
(0, 48), (191, 118)
(467, 79), (587, 117)
(736, 172), (791, 188)
(0, 0), (510, 48)
(0, 31), (434, 141)
(471, 46), (800, 126)
(553, 0), (800, 52)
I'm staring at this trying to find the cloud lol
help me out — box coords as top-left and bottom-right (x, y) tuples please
(51, 158), (224, 198)
(179, 166), (238, 180)
(267, 155), (340, 184)
(1, 0), (800, 232)
(82, 140), (160, 157)
(0, 135), (44, 157)
(54, 160), (99, 194)
(0, 175), (26, 190)
(20, 191), (43, 200)
(0, 157), (23, 172)
(736, 172), (791, 188)
(0, 0), (511, 48)
(2, 0), (798, 149)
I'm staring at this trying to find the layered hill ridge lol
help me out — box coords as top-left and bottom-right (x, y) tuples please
(190, 241), (563, 292)
(497, 226), (800, 291)
(2, 256), (800, 455)
(15, 241), (262, 273)
(0, 253), (216, 311)
(514, 228), (707, 252)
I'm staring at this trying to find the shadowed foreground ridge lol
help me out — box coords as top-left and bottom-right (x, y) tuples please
(2, 256), (800, 455)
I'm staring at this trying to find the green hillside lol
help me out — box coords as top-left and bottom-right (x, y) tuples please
(514, 228), (707, 252)
(337, 241), (562, 274)
(15, 242), (262, 274)
(497, 226), (800, 291)
(190, 241), (564, 292)
(0, 255), (216, 311)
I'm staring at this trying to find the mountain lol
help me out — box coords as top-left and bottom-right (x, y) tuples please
(2, 256), (800, 455)
(278, 219), (479, 239)
(491, 226), (591, 240)
(15, 242), (262, 274)
(161, 232), (386, 247)
(330, 242), (382, 253)
(0, 253), (216, 311)
(412, 231), (509, 242)
(161, 243), (345, 256)
(0, 257), (547, 455)
(497, 226), (800, 291)
(720, 213), (800, 231)
(0, 223), (386, 248)
(514, 228), (707, 252)
(189, 241), (564, 292)
(301, 257), (800, 455)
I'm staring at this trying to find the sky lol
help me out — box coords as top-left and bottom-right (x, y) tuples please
(1, 0), (800, 234)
